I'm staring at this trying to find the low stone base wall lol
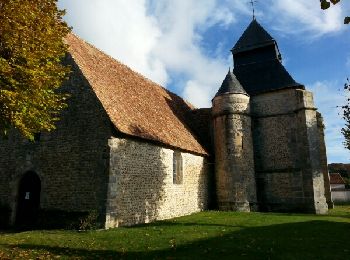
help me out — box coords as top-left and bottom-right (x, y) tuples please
(217, 201), (252, 212)
(20, 209), (101, 230)
(259, 201), (328, 214)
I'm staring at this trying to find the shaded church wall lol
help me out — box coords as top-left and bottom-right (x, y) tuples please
(0, 56), (111, 225)
(106, 138), (210, 228)
(251, 88), (328, 213)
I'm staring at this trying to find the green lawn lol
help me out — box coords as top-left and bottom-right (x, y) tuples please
(1, 206), (350, 259)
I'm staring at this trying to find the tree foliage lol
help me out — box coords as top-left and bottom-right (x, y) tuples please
(0, 0), (71, 140)
(320, 0), (350, 24)
(341, 79), (350, 150)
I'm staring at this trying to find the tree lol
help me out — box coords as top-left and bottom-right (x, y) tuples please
(320, 0), (350, 24)
(341, 79), (350, 150)
(0, 0), (71, 140)
(321, 1), (350, 151)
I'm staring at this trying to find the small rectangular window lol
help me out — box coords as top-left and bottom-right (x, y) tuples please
(173, 151), (183, 184)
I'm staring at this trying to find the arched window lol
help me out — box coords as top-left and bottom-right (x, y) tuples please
(173, 151), (183, 184)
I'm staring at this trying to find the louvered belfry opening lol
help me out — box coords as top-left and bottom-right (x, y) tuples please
(232, 19), (303, 95)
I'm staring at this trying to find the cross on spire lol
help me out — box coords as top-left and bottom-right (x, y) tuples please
(249, 0), (257, 20)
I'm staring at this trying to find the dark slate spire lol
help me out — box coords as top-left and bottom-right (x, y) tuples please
(215, 69), (248, 97)
(232, 19), (275, 55)
(230, 20), (302, 95)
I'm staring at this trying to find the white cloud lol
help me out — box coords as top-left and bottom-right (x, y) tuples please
(58, 0), (348, 110)
(209, 7), (235, 27)
(58, 0), (167, 85)
(308, 81), (350, 163)
(265, 0), (345, 37)
(148, 0), (234, 107)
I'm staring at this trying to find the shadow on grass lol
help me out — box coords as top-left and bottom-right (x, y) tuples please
(327, 214), (350, 219)
(1, 220), (350, 259)
(128, 220), (246, 229)
(261, 212), (350, 219)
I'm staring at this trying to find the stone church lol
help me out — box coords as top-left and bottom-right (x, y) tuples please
(0, 20), (333, 228)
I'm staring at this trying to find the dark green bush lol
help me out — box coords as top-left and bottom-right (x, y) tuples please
(343, 177), (350, 189)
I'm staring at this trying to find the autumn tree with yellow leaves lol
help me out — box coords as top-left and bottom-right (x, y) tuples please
(0, 0), (71, 140)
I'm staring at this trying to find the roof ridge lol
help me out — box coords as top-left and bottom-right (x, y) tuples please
(66, 33), (196, 110)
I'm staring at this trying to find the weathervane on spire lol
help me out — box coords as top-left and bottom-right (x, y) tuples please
(249, 0), (257, 20)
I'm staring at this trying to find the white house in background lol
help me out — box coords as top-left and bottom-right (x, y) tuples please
(329, 173), (346, 190)
(330, 173), (350, 203)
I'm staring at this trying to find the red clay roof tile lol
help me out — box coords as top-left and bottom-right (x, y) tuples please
(329, 173), (346, 185)
(65, 33), (208, 156)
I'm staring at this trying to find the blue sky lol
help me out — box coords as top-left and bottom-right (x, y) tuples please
(58, 0), (350, 163)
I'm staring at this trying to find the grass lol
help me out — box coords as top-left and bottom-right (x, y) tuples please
(0, 205), (350, 259)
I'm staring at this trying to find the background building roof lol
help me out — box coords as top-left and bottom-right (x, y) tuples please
(329, 173), (346, 185)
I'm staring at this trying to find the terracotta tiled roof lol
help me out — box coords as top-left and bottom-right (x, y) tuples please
(329, 173), (346, 185)
(65, 34), (208, 156)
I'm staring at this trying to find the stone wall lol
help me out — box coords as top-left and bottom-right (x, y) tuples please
(251, 88), (328, 213)
(0, 55), (112, 225)
(105, 138), (211, 228)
